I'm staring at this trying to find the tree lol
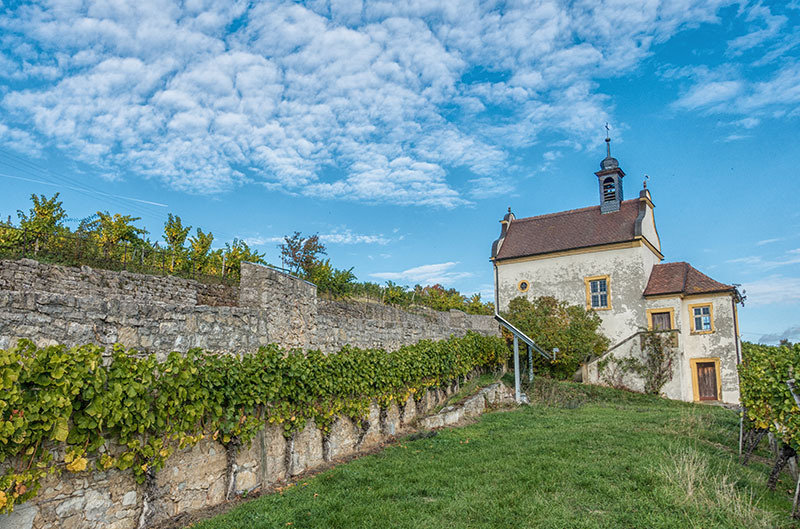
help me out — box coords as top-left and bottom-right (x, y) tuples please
(502, 296), (609, 379)
(189, 228), (214, 274)
(163, 214), (191, 272)
(16, 193), (68, 253)
(278, 232), (326, 276)
(306, 259), (356, 299)
(86, 211), (147, 257)
(222, 238), (265, 278)
(465, 293), (493, 315)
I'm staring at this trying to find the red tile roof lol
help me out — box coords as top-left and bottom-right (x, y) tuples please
(644, 262), (733, 297)
(494, 199), (641, 260)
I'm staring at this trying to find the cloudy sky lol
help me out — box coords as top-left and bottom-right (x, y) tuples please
(1, 0), (798, 344)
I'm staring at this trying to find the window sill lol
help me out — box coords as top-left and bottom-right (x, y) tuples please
(690, 330), (714, 335)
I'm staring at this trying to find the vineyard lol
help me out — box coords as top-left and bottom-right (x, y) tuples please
(739, 341), (800, 518)
(0, 193), (494, 314)
(0, 332), (508, 515)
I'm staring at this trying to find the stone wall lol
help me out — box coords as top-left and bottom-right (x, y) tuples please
(0, 260), (498, 355)
(314, 300), (498, 352)
(0, 259), (502, 527)
(0, 381), (515, 529)
(0, 259), (237, 307)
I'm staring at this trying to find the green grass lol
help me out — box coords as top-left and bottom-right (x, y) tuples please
(193, 381), (799, 529)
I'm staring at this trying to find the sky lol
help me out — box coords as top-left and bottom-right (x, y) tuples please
(0, 0), (798, 344)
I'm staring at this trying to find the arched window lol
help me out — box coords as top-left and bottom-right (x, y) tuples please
(603, 177), (616, 202)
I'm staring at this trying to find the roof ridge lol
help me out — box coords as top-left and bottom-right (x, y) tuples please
(512, 198), (638, 224)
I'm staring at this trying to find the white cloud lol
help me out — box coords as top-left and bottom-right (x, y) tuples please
(742, 275), (800, 306)
(467, 176), (513, 199)
(756, 237), (782, 246)
(758, 326), (800, 344)
(371, 261), (472, 286)
(726, 249), (800, 269)
(319, 229), (390, 245)
(0, 0), (793, 206)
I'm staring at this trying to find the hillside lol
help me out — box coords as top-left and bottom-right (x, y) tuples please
(191, 380), (798, 529)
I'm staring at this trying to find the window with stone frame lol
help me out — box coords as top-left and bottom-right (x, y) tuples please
(690, 303), (713, 333)
(586, 276), (609, 309)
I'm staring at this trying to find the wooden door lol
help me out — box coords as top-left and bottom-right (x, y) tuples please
(696, 362), (718, 401)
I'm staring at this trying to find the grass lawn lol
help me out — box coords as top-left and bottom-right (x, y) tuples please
(192, 380), (798, 529)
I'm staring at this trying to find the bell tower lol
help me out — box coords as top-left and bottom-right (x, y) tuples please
(595, 125), (625, 213)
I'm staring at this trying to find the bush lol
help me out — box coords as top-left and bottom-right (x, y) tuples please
(0, 332), (508, 513)
(502, 296), (609, 379)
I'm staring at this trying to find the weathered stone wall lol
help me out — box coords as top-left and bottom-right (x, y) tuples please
(0, 259), (237, 307)
(0, 259), (501, 527)
(0, 382), (515, 529)
(314, 300), (498, 351)
(0, 260), (498, 355)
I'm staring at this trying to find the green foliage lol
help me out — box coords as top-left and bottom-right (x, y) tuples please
(163, 214), (191, 272)
(278, 232), (326, 276)
(16, 193), (68, 247)
(0, 333), (508, 513)
(222, 238), (265, 278)
(189, 228), (214, 273)
(86, 211), (147, 252)
(739, 342), (800, 450)
(307, 259), (356, 299)
(615, 330), (678, 395)
(502, 296), (609, 379)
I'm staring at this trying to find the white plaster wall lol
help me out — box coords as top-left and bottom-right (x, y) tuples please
(640, 202), (661, 253)
(676, 293), (740, 404)
(496, 243), (659, 344)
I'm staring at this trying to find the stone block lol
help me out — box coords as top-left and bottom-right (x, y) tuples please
(0, 503), (37, 529)
(153, 437), (227, 524)
(382, 402), (400, 436)
(462, 394), (486, 417)
(235, 432), (262, 494)
(289, 420), (323, 476)
(401, 396), (417, 426)
(263, 424), (287, 485)
(326, 417), (358, 461)
(357, 402), (382, 450)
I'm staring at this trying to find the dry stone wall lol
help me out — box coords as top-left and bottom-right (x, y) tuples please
(0, 382), (515, 529)
(0, 259), (501, 528)
(0, 260), (497, 355)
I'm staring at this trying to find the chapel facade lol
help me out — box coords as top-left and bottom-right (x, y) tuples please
(490, 138), (742, 404)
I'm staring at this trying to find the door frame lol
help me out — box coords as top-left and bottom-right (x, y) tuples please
(689, 357), (722, 402)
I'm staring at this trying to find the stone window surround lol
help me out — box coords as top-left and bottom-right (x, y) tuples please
(517, 279), (530, 293)
(584, 274), (611, 310)
(689, 357), (722, 402)
(646, 307), (676, 330)
(688, 302), (714, 334)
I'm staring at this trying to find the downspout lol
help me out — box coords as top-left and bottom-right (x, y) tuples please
(731, 293), (741, 365)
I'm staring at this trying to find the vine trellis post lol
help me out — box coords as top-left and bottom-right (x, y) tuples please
(787, 371), (800, 519)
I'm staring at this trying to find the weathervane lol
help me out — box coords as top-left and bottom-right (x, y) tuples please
(644, 174), (649, 189)
(604, 122), (611, 157)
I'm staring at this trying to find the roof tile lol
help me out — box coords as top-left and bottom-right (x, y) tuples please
(495, 199), (640, 260)
(644, 262), (733, 296)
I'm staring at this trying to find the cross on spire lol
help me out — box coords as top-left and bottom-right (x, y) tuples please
(605, 122), (611, 157)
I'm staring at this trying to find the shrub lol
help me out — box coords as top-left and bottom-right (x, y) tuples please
(502, 296), (609, 379)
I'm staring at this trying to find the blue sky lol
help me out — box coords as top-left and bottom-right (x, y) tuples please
(0, 1), (798, 344)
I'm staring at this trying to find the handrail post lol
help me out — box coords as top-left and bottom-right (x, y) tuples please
(513, 335), (521, 403)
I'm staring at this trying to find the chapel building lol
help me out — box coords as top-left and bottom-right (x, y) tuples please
(490, 137), (741, 404)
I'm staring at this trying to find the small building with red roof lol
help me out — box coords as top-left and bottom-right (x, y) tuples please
(490, 138), (741, 404)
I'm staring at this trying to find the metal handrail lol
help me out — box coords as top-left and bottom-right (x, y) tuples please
(494, 313), (553, 360)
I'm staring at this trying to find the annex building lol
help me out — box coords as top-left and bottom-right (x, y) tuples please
(490, 138), (742, 404)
